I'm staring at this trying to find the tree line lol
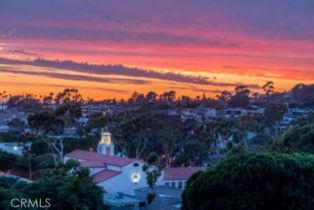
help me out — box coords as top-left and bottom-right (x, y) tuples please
(2, 83), (314, 112)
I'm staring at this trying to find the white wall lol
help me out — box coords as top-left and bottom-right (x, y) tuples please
(64, 156), (84, 163)
(97, 161), (147, 193)
(89, 167), (106, 176)
(157, 172), (187, 189)
(0, 143), (23, 156)
(107, 165), (122, 172)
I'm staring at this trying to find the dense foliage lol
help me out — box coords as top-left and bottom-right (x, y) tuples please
(0, 151), (17, 172)
(273, 125), (314, 153)
(263, 103), (288, 125)
(0, 161), (107, 210)
(291, 84), (314, 107)
(182, 153), (314, 210)
(1, 83), (314, 209)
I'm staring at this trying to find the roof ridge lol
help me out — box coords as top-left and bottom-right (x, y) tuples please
(65, 149), (138, 167)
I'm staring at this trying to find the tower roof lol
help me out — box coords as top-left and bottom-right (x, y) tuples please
(100, 131), (112, 144)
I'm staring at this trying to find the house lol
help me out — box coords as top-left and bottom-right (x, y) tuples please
(0, 104), (7, 110)
(158, 167), (206, 189)
(181, 108), (217, 122)
(117, 186), (182, 210)
(103, 193), (146, 210)
(0, 142), (31, 156)
(0, 110), (28, 132)
(63, 127), (77, 137)
(247, 108), (264, 117)
(64, 132), (148, 193)
(217, 108), (248, 118)
(65, 131), (207, 195)
(81, 104), (119, 117)
(78, 116), (89, 125)
(194, 108), (217, 120)
(274, 108), (312, 135)
(0, 125), (10, 133)
(166, 109), (180, 117)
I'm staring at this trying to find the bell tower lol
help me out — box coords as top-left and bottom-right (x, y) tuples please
(97, 130), (115, 156)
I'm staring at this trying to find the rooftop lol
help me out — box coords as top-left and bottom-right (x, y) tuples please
(164, 167), (206, 181)
(92, 170), (121, 183)
(125, 186), (183, 210)
(80, 160), (105, 168)
(65, 149), (137, 167)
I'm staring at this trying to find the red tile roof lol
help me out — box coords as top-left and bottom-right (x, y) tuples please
(80, 161), (105, 168)
(164, 167), (206, 181)
(92, 170), (121, 183)
(65, 149), (136, 167)
(7, 169), (36, 181)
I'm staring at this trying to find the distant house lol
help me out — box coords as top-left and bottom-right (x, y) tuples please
(181, 108), (216, 122)
(78, 116), (89, 125)
(166, 109), (180, 116)
(0, 125), (10, 133)
(247, 108), (264, 117)
(0, 142), (31, 156)
(194, 108), (217, 120)
(217, 108), (248, 118)
(274, 108), (312, 135)
(0, 110), (28, 132)
(64, 132), (148, 193)
(158, 167), (206, 189)
(63, 127), (77, 137)
(81, 104), (119, 117)
(0, 104), (7, 110)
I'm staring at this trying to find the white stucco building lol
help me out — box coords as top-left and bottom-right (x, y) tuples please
(64, 132), (147, 193)
(158, 167), (206, 189)
(65, 131), (207, 194)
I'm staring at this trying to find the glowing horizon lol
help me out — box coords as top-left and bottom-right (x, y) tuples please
(0, 0), (314, 99)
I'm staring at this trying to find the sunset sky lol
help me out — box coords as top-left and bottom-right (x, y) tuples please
(0, 0), (314, 99)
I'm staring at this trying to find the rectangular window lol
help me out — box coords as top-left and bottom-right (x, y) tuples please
(178, 181), (183, 189)
(171, 182), (176, 188)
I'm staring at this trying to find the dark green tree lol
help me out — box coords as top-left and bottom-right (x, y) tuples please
(28, 102), (82, 166)
(291, 84), (314, 107)
(175, 139), (207, 166)
(54, 88), (83, 105)
(263, 103), (287, 126)
(182, 153), (314, 210)
(228, 85), (250, 108)
(272, 125), (314, 153)
(0, 177), (30, 210)
(142, 152), (163, 204)
(28, 111), (64, 135)
(0, 188), (29, 210)
(26, 160), (107, 210)
(6, 94), (42, 112)
(146, 91), (158, 103)
(263, 81), (275, 96)
(0, 151), (17, 172)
